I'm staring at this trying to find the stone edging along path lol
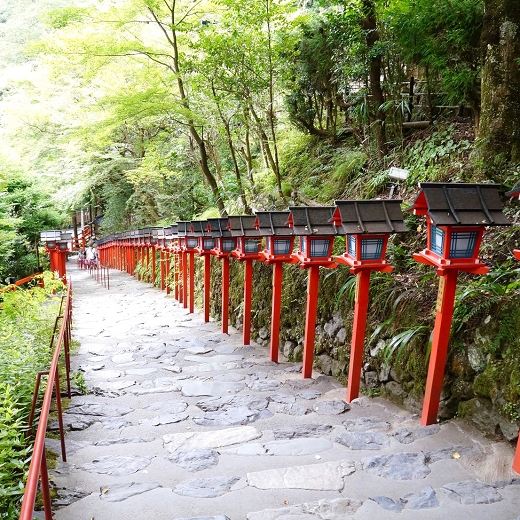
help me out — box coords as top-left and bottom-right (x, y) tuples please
(46, 262), (520, 520)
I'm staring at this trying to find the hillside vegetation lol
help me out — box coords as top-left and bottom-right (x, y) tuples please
(0, 0), (519, 458)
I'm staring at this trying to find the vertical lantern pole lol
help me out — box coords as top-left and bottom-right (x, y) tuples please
(160, 250), (165, 291)
(189, 251), (195, 314)
(174, 251), (179, 300)
(270, 262), (284, 362)
(302, 264), (320, 378)
(514, 438), (520, 473)
(222, 256), (230, 334)
(204, 254), (211, 322)
(182, 251), (188, 308)
(422, 269), (459, 425)
(165, 251), (171, 295)
(151, 246), (156, 286)
(243, 258), (253, 345)
(346, 269), (372, 402)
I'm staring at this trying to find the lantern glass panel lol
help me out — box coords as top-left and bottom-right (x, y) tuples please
(222, 238), (235, 252)
(151, 237), (158, 245)
(244, 239), (259, 253)
(430, 225), (445, 256)
(47, 241), (56, 249)
(361, 238), (384, 260)
(309, 238), (331, 258)
(449, 231), (478, 258)
(203, 238), (215, 250)
(58, 242), (68, 251)
(347, 235), (356, 257)
(187, 238), (198, 249)
(273, 238), (291, 255)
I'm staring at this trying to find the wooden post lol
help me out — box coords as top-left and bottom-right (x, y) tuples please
(189, 252), (195, 314)
(302, 264), (320, 378)
(421, 269), (459, 425)
(513, 435), (520, 474)
(222, 256), (230, 334)
(243, 258), (253, 345)
(346, 269), (372, 402)
(204, 254), (211, 322)
(182, 252), (188, 308)
(151, 246), (156, 286)
(270, 262), (283, 362)
(165, 252), (171, 295)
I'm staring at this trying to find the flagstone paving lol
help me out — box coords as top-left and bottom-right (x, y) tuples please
(48, 262), (520, 520)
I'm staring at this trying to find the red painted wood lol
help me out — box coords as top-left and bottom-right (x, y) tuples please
(189, 252), (195, 314)
(302, 264), (320, 378)
(421, 269), (459, 425)
(182, 252), (188, 308)
(222, 256), (230, 334)
(270, 262), (283, 362)
(160, 251), (165, 290)
(151, 246), (156, 286)
(243, 259), (253, 345)
(166, 252), (171, 295)
(346, 269), (372, 402)
(204, 254), (211, 322)
(513, 434), (520, 474)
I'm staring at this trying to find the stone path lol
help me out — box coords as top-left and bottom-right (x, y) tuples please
(49, 262), (520, 520)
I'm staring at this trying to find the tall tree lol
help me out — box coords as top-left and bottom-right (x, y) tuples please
(478, 0), (520, 177)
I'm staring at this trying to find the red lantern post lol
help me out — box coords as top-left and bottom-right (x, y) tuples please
(410, 183), (510, 426)
(255, 211), (298, 362)
(193, 220), (213, 323)
(333, 200), (408, 402)
(228, 216), (263, 346)
(208, 218), (236, 334)
(288, 206), (340, 378)
(505, 186), (520, 474)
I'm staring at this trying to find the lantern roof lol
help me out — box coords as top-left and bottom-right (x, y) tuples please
(206, 217), (233, 238)
(176, 221), (190, 237)
(333, 199), (408, 235)
(288, 206), (340, 236)
(190, 220), (209, 237)
(255, 211), (293, 236)
(227, 215), (261, 237)
(166, 224), (178, 238)
(409, 182), (510, 227)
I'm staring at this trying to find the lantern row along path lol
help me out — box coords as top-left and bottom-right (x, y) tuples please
(47, 260), (520, 520)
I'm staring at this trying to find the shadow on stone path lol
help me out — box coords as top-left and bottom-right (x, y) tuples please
(48, 261), (520, 520)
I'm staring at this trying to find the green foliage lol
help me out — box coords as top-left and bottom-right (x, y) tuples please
(0, 279), (64, 519)
(403, 125), (472, 185)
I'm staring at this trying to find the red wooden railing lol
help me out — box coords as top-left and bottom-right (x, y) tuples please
(0, 272), (43, 294)
(18, 282), (73, 520)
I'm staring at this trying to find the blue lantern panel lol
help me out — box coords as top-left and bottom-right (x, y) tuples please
(430, 225), (445, 256)
(347, 235), (357, 257)
(203, 238), (214, 250)
(244, 239), (259, 253)
(273, 239), (291, 255)
(186, 238), (198, 249)
(360, 238), (384, 260)
(449, 231), (478, 258)
(222, 239), (235, 252)
(309, 239), (331, 258)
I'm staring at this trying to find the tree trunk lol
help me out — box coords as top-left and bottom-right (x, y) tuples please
(361, 0), (387, 158)
(479, 0), (520, 176)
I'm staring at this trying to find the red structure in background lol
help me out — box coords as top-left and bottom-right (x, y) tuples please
(410, 183), (510, 426)
(208, 218), (236, 334)
(288, 206), (341, 378)
(193, 220), (213, 323)
(333, 199), (408, 402)
(228, 216), (263, 346)
(40, 230), (71, 281)
(505, 185), (520, 474)
(255, 211), (297, 362)
(178, 221), (198, 313)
